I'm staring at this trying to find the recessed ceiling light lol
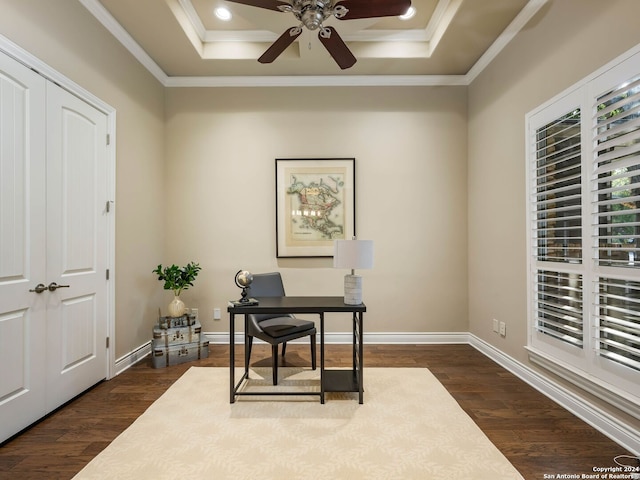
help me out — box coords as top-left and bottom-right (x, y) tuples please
(399, 6), (415, 20)
(215, 7), (232, 21)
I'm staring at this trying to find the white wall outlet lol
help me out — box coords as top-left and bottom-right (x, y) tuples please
(492, 319), (499, 333)
(499, 321), (506, 337)
(213, 308), (221, 320)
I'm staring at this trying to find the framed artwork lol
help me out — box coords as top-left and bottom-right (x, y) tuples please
(275, 158), (355, 258)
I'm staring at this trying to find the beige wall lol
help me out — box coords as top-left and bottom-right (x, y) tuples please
(2, 0), (637, 382)
(164, 86), (468, 334)
(0, 0), (166, 359)
(468, 0), (640, 365)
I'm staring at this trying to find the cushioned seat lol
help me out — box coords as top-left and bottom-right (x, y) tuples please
(246, 272), (316, 385)
(259, 317), (315, 338)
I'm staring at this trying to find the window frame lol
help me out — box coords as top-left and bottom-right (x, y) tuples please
(525, 46), (640, 414)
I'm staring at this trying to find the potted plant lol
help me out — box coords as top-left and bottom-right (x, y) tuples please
(153, 261), (201, 317)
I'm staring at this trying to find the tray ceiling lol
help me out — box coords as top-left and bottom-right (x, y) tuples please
(79, 0), (548, 86)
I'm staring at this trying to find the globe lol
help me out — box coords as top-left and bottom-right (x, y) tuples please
(235, 270), (253, 288)
(234, 270), (254, 304)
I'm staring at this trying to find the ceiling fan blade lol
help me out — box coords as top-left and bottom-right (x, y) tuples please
(258, 27), (302, 63)
(335, 0), (412, 20)
(225, 0), (289, 12)
(318, 27), (356, 70)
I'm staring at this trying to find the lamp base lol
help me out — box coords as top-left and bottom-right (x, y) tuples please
(343, 274), (363, 305)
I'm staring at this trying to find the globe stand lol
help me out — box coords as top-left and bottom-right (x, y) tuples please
(239, 287), (250, 303)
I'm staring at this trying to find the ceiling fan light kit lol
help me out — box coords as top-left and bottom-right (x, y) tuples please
(226, 0), (412, 69)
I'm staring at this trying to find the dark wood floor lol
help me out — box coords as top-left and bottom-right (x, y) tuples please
(0, 344), (636, 479)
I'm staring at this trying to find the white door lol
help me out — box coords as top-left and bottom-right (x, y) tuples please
(0, 51), (48, 441)
(45, 82), (109, 411)
(0, 51), (110, 441)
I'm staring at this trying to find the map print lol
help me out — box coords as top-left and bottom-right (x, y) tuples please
(286, 169), (346, 243)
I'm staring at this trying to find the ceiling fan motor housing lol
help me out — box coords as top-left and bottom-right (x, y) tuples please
(292, 0), (335, 30)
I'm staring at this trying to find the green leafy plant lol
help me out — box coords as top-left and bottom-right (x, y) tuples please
(152, 262), (201, 296)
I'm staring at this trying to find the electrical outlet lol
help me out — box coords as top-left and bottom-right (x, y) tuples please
(191, 308), (199, 319)
(213, 308), (221, 320)
(499, 321), (506, 337)
(492, 319), (499, 333)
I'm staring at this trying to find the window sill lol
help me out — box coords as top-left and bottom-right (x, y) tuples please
(526, 346), (640, 421)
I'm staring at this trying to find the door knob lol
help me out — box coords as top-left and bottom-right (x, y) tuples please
(48, 282), (70, 292)
(29, 283), (48, 294)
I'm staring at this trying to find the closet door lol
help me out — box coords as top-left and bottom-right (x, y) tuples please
(0, 51), (48, 440)
(45, 82), (109, 411)
(0, 51), (110, 442)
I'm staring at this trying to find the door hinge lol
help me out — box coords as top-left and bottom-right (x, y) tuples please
(106, 134), (111, 145)
(106, 269), (110, 280)
(106, 200), (113, 213)
(106, 337), (110, 349)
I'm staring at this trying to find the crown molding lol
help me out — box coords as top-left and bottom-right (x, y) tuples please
(78, 0), (169, 85)
(177, 0), (207, 40)
(466, 0), (548, 83)
(163, 74), (468, 87)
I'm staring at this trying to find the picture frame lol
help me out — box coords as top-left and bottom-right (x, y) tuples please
(275, 158), (355, 258)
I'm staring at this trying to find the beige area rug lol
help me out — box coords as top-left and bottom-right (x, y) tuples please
(73, 367), (523, 480)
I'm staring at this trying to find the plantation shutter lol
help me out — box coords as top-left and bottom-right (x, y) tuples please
(595, 277), (640, 371)
(593, 75), (640, 267)
(536, 270), (584, 347)
(593, 74), (640, 372)
(535, 109), (582, 263)
(532, 108), (585, 347)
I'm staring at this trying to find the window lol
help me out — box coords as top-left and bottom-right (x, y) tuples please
(535, 108), (583, 264)
(594, 76), (640, 269)
(594, 75), (640, 375)
(527, 49), (640, 407)
(597, 277), (640, 371)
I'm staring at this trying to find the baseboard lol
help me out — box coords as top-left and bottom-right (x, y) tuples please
(469, 334), (640, 456)
(110, 332), (467, 374)
(113, 341), (151, 377)
(203, 331), (470, 345)
(113, 331), (639, 455)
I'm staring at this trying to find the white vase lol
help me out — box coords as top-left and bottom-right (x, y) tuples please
(168, 295), (186, 317)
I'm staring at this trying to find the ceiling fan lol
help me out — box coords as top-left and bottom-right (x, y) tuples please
(225, 0), (412, 69)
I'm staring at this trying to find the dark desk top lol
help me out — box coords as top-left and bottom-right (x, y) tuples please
(227, 296), (366, 314)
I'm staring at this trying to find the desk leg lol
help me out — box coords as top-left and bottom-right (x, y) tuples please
(358, 311), (363, 404)
(352, 313), (357, 371)
(243, 314), (250, 376)
(230, 312), (235, 404)
(320, 312), (325, 404)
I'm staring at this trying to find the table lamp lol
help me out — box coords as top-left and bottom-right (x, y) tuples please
(333, 238), (374, 305)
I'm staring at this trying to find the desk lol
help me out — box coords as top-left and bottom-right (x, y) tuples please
(228, 297), (366, 404)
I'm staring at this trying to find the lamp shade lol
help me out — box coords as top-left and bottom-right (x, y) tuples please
(333, 239), (374, 270)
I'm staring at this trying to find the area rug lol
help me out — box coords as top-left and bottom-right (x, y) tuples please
(73, 367), (523, 480)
